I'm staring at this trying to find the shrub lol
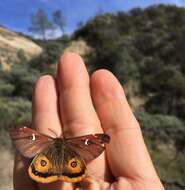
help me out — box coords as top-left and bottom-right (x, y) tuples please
(0, 97), (31, 127)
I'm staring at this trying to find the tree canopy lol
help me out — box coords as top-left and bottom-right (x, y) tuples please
(74, 4), (185, 119)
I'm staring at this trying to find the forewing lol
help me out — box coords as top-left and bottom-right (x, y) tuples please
(9, 125), (53, 158)
(66, 134), (110, 162)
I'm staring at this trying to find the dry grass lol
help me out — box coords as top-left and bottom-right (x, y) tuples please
(0, 147), (14, 190)
(0, 27), (42, 56)
(0, 26), (43, 71)
(64, 39), (93, 56)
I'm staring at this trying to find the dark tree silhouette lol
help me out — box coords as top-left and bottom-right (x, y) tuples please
(29, 8), (53, 40)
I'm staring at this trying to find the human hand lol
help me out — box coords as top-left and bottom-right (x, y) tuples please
(13, 52), (165, 190)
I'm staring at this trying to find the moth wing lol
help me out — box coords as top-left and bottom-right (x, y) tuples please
(29, 141), (86, 183)
(66, 134), (110, 162)
(28, 152), (60, 183)
(9, 125), (53, 158)
(59, 145), (86, 183)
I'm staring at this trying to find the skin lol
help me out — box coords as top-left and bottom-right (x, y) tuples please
(13, 52), (165, 190)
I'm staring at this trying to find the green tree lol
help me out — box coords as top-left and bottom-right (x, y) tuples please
(30, 36), (70, 72)
(52, 10), (65, 34)
(0, 97), (31, 127)
(29, 8), (53, 40)
(4, 51), (40, 99)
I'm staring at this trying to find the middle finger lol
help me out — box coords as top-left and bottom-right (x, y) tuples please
(57, 52), (108, 180)
(57, 52), (101, 136)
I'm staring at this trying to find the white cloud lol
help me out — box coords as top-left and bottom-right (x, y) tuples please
(46, 28), (63, 39)
(30, 27), (63, 39)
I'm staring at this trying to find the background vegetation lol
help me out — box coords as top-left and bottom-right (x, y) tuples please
(0, 4), (185, 190)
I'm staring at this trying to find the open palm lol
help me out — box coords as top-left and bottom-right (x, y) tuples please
(13, 52), (164, 190)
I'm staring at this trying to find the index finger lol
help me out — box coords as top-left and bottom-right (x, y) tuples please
(32, 75), (62, 137)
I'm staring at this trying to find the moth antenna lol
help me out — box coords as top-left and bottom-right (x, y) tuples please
(47, 128), (60, 138)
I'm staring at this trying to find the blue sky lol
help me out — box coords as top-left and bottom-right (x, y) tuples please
(0, 0), (185, 37)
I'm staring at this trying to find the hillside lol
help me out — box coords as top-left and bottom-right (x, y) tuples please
(0, 26), (42, 70)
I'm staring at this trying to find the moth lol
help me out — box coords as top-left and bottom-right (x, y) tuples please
(10, 125), (110, 183)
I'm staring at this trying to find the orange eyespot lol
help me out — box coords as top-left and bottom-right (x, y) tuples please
(66, 158), (82, 173)
(70, 161), (78, 168)
(33, 155), (51, 172)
